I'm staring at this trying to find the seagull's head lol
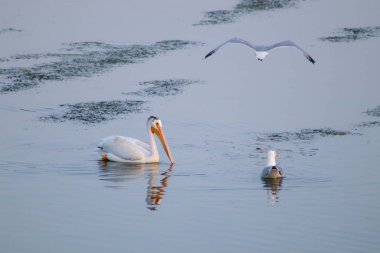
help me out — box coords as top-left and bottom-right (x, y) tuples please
(267, 150), (278, 166)
(265, 150), (284, 178)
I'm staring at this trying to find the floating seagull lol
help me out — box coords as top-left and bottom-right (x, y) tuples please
(261, 150), (284, 179)
(205, 37), (315, 64)
(98, 116), (174, 164)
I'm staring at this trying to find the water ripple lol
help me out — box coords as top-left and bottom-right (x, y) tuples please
(98, 162), (174, 211)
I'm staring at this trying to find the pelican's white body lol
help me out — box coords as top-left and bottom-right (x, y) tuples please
(98, 116), (174, 164)
(98, 134), (159, 163)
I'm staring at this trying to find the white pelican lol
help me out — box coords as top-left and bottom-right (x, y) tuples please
(261, 150), (284, 179)
(205, 37), (315, 64)
(98, 116), (174, 164)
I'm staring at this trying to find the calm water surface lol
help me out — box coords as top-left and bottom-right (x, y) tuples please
(1, 0), (380, 252)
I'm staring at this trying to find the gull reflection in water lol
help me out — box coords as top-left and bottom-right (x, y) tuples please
(262, 178), (283, 203)
(98, 161), (173, 210)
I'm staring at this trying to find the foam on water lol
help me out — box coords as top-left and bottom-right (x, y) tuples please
(0, 40), (201, 92)
(320, 26), (380, 42)
(0, 27), (22, 35)
(40, 100), (146, 124)
(195, 0), (300, 25)
(365, 104), (380, 117)
(128, 79), (203, 97)
(257, 128), (350, 142)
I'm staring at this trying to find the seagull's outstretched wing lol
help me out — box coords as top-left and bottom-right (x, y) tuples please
(266, 40), (316, 64)
(204, 37), (258, 59)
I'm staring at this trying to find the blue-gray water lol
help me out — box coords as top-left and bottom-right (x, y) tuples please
(1, 0), (380, 252)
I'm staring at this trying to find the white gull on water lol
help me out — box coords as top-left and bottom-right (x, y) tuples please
(205, 37), (315, 64)
(261, 150), (284, 179)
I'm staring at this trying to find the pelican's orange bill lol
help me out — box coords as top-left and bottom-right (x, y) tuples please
(152, 126), (174, 164)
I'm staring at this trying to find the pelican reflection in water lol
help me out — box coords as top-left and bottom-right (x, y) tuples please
(98, 161), (173, 210)
(146, 165), (173, 211)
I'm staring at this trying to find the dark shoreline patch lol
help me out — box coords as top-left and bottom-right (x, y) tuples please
(320, 26), (380, 42)
(355, 121), (380, 128)
(0, 28), (22, 35)
(0, 40), (201, 93)
(365, 105), (380, 117)
(195, 0), (300, 26)
(40, 100), (146, 124)
(127, 79), (202, 97)
(257, 128), (350, 142)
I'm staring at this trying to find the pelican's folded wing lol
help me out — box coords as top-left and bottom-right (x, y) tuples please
(98, 136), (146, 161)
(129, 138), (151, 152)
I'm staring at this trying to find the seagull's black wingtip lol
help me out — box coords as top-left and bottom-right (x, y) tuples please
(204, 50), (215, 59)
(307, 56), (316, 64)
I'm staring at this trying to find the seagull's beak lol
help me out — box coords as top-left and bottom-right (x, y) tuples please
(275, 152), (279, 158)
(152, 126), (174, 164)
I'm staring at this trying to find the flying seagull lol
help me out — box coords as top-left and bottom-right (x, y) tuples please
(205, 37), (315, 64)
